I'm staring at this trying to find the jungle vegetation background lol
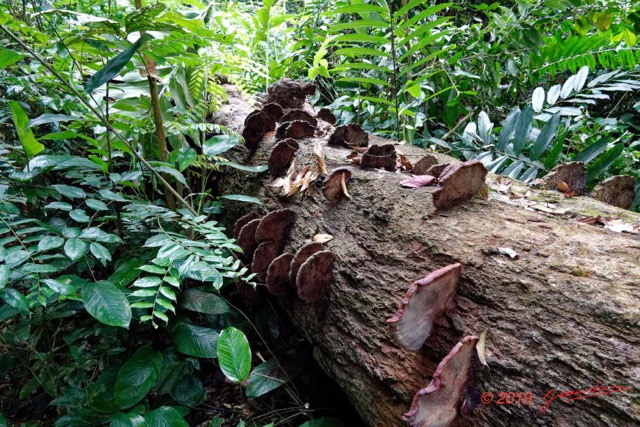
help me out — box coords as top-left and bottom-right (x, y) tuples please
(0, 0), (638, 426)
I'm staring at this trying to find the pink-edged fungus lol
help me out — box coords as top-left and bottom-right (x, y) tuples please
(255, 208), (296, 249)
(328, 124), (369, 148)
(542, 161), (587, 195)
(432, 160), (488, 209)
(317, 108), (336, 125)
(361, 144), (397, 171)
(242, 110), (276, 150)
(269, 139), (300, 178)
(403, 335), (479, 427)
(413, 155), (439, 176)
(289, 242), (324, 284)
(281, 109), (318, 127)
(262, 102), (284, 121)
(401, 175), (437, 188)
(296, 250), (335, 302)
(591, 175), (636, 209)
(284, 120), (315, 139)
(266, 79), (316, 110)
(387, 263), (462, 351)
(322, 168), (352, 201)
(266, 253), (294, 296)
(237, 218), (262, 260)
(233, 212), (261, 239)
(426, 163), (450, 179)
(251, 241), (279, 281)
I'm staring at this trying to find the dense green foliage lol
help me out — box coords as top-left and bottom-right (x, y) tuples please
(0, 0), (639, 426)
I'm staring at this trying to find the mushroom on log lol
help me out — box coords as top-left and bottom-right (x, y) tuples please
(218, 87), (640, 427)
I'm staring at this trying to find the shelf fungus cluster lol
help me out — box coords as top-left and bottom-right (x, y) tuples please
(266, 242), (336, 302)
(234, 209), (296, 282)
(388, 264), (481, 427)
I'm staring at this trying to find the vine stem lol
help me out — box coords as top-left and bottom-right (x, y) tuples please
(0, 23), (197, 215)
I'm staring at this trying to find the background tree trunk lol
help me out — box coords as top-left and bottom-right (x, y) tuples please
(217, 93), (640, 427)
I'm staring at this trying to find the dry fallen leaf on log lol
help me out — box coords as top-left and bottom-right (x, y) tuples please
(314, 143), (328, 175)
(400, 175), (436, 188)
(312, 233), (334, 243)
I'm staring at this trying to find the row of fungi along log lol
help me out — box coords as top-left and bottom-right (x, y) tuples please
(221, 80), (640, 427)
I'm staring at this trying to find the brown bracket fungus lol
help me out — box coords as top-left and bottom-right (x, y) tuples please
(281, 109), (318, 127)
(233, 212), (261, 239)
(266, 78), (316, 110)
(296, 250), (335, 302)
(266, 253), (294, 296)
(413, 155), (439, 176)
(426, 163), (450, 179)
(317, 108), (336, 125)
(361, 144), (397, 171)
(269, 139), (300, 178)
(237, 218), (262, 260)
(251, 209), (296, 281)
(322, 168), (352, 201)
(276, 120), (315, 140)
(289, 242), (324, 284)
(403, 336), (479, 427)
(387, 263), (462, 351)
(328, 124), (369, 148)
(262, 102), (284, 121)
(242, 110), (276, 150)
(590, 175), (636, 209)
(542, 161), (587, 195)
(432, 160), (488, 209)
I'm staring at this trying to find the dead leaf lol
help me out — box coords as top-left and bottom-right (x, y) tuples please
(314, 143), (328, 175)
(346, 152), (362, 166)
(340, 173), (351, 198)
(397, 151), (413, 171)
(557, 180), (570, 192)
(476, 331), (488, 368)
(312, 233), (334, 243)
(400, 175), (436, 188)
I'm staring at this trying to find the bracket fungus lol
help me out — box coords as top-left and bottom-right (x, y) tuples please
(237, 218), (262, 260)
(361, 144), (397, 171)
(317, 108), (336, 125)
(276, 120), (315, 140)
(328, 124), (369, 148)
(591, 175), (636, 209)
(426, 163), (450, 179)
(296, 250), (335, 302)
(403, 336), (479, 427)
(242, 110), (276, 150)
(266, 78), (316, 110)
(387, 263), (462, 351)
(413, 155), (439, 176)
(266, 253), (294, 296)
(542, 161), (587, 195)
(281, 109), (318, 127)
(233, 212), (261, 239)
(269, 139), (300, 178)
(432, 160), (488, 209)
(289, 242), (324, 284)
(322, 168), (352, 201)
(262, 102), (284, 121)
(251, 209), (296, 281)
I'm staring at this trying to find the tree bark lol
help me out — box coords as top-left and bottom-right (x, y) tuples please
(218, 102), (640, 427)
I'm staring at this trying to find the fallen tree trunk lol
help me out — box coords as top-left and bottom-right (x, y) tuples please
(217, 91), (640, 427)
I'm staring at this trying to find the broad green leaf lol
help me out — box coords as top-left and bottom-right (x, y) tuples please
(587, 143), (624, 179)
(150, 164), (188, 186)
(53, 184), (87, 199)
(246, 359), (286, 398)
(512, 105), (533, 154)
(114, 347), (162, 409)
(70, 209), (91, 223)
(337, 76), (391, 87)
(544, 139), (564, 170)
(99, 189), (127, 201)
(43, 277), (78, 295)
(86, 198), (109, 211)
(109, 413), (145, 427)
(574, 137), (610, 164)
(298, 418), (345, 427)
(180, 289), (231, 315)
(90, 242), (112, 266)
(44, 202), (73, 211)
(84, 35), (152, 93)
(0, 289), (29, 314)
(332, 4), (387, 14)
(0, 265), (8, 289)
(477, 111), (493, 144)
(172, 322), (219, 358)
(64, 238), (87, 261)
(83, 280), (131, 328)
(497, 107), (520, 150)
(132, 276), (162, 288)
(28, 113), (78, 128)
(531, 87), (545, 113)
(9, 101), (44, 158)
(167, 147), (197, 171)
(37, 236), (64, 252)
(144, 407), (188, 427)
(333, 47), (390, 58)
(217, 327), (251, 383)
(109, 259), (145, 288)
(221, 194), (262, 204)
(547, 84), (561, 105)
(329, 20), (388, 32)
(398, 3), (452, 30)
(138, 265), (166, 274)
(530, 113), (561, 160)
(170, 374), (205, 406)
(332, 34), (388, 44)
(216, 161), (267, 173)
(0, 48), (23, 69)
(22, 264), (59, 274)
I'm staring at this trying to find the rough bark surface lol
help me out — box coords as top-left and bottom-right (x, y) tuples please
(217, 92), (640, 427)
